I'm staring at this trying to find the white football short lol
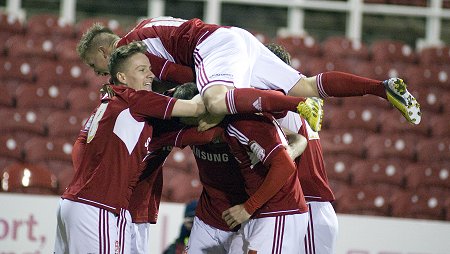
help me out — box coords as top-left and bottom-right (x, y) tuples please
(186, 216), (236, 254)
(131, 223), (150, 254)
(234, 213), (308, 254)
(54, 199), (132, 254)
(194, 27), (303, 96)
(300, 202), (338, 254)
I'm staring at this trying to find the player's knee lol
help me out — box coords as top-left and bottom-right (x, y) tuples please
(203, 87), (229, 115)
(204, 97), (226, 115)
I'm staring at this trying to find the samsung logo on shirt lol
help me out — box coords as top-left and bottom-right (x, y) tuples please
(192, 146), (229, 162)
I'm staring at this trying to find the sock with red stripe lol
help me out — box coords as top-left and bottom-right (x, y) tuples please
(316, 71), (387, 99)
(225, 88), (305, 114)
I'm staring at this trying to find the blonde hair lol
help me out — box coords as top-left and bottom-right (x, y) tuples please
(108, 41), (148, 85)
(76, 23), (119, 60)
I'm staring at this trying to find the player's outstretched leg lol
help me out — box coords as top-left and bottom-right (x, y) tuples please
(297, 97), (324, 132)
(383, 78), (421, 124)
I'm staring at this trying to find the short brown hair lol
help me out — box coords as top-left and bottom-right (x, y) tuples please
(108, 41), (147, 85)
(266, 43), (291, 65)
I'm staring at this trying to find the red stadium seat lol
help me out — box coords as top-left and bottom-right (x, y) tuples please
(415, 137), (450, 162)
(67, 87), (100, 113)
(1, 162), (58, 194)
(26, 13), (75, 39)
(371, 39), (416, 64)
(6, 35), (56, 60)
(429, 113), (450, 138)
(378, 109), (429, 136)
(322, 36), (370, 60)
(15, 84), (68, 110)
(442, 92), (450, 114)
(0, 135), (24, 160)
(0, 56), (35, 82)
(274, 34), (321, 57)
(340, 94), (392, 111)
(350, 159), (405, 187)
(164, 147), (198, 174)
(320, 130), (367, 157)
(391, 188), (446, 220)
(162, 167), (202, 203)
(23, 137), (73, 163)
(323, 154), (356, 184)
(34, 61), (88, 87)
(405, 163), (450, 190)
(337, 185), (394, 216)
(326, 105), (380, 133)
(0, 92), (14, 107)
(405, 64), (450, 89)
(46, 110), (87, 138)
(364, 133), (417, 161)
(307, 57), (339, 76)
(55, 39), (81, 63)
(419, 46), (450, 67)
(0, 108), (47, 136)
(0, 11), (24, 34)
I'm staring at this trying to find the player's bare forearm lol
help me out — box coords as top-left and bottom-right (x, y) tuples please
(285, 133), (307, 160)
(172, 94), (206, 117)
(222, 204), (251, 229)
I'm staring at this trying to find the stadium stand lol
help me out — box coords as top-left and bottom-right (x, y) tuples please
(0, 2), (448, 222)
(1, 162), (58, 194)
(350, 159), (405, 188)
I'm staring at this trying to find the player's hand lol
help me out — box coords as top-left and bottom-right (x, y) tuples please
(222, 204), (251, 229)
(197, 113), (225, 131)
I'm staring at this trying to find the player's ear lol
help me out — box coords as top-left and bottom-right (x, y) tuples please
(117, 72), (127, 85)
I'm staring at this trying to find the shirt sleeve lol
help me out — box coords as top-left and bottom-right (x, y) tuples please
(146, 53), (195, 84)
(130, 90), (177, 120)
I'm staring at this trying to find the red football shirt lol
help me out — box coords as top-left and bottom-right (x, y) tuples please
(129, 119), (226, 223)
(191, 142), (248, 231)
(224, 114), (308, 218)
(63, 86), (176, 214)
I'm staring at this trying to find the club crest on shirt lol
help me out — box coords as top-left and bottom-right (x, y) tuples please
(249, 141), (265, 164)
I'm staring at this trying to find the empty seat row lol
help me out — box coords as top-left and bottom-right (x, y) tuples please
(333, 184), (449, 220)
(0, 12), (127, 39)
(323, 104), (449, 138)
(320, 130), (450, 162)
(325, 155), (450, 190)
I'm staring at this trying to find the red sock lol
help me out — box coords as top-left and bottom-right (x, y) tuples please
(316, 71), (387, 99)
(225, 88), (305, 114)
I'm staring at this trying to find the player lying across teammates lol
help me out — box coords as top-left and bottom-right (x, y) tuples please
(77, 16), (421, 132)
(55, 15), (423, 254)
